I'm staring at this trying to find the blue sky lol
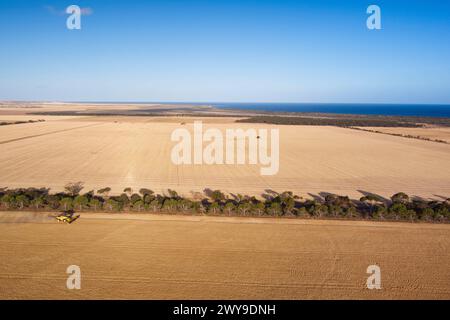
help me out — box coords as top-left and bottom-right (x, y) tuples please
(0, 0), (449, 103)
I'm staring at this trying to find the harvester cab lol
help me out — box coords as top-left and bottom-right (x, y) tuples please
(55, 210), (80, 224)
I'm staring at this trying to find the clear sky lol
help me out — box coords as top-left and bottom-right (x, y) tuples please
(1, 0), (449, 103)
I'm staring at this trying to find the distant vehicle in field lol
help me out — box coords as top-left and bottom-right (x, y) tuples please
(55, 210), (80, 224)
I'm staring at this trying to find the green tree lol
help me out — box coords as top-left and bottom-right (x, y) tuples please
(0, 194), (15, 209)
(105, 199), (120, 211)
(143, 194), (155, 204)
(139, 188), (154, 198)
(191, 201), (202, 214)
(388, 203), (408, 220)
(254, 202), (265, 216)
(237, 202), (252, 216)
(268, 202), (282, 216)
(224, 202), (235, 215)
(435, 207), (449, 221)
(345, 206), (359, 219)
(60, 197), (73, 211)
(311, 204), (329, 218)
(89, 198), (102, 211)
(178, 199), (192, 212)
(209, 202), (221, 215)
(210, 190), (226, 203)
(420, 208), (434, 221)
(118, 193), (130, 208)
(163, 199), (177, 212)
(97, 187), (111, 198)
(297, 207), (310, 218)
(391, 192), (409, 204)
(45, 195), (60, 209)
(329, 204), (344, 217)
(167, 189), (179, 199)
(283, 197), (296, 216)
(149, 199), (161, 212)
(133, 200), (144, 212)
(360, 195), (383, 216)
(372, 205), (387, 220)
(73, 195), (89, 211)
(15, 195), (29, 209)
(31, 197), (44, 209)
(130, 194), (142, 204)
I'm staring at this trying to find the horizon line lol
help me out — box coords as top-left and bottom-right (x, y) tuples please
(2, 100), (450, 106)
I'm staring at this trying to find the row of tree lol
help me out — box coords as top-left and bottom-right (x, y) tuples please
(0, 183), (449, 223)
(0, 119), (45, 126)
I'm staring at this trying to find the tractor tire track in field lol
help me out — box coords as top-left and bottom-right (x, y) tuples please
(0, 123), (105, 145)
(1, 214), (450, 299)
(1, 272), (449, 296)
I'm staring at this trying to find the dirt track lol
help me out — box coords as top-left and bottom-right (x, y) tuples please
(0, 212), (449, 299)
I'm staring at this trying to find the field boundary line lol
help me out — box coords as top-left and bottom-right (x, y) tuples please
(0, 122), (105, 145)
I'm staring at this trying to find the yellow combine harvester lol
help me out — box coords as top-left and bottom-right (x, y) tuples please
(55, 210), (80, 224)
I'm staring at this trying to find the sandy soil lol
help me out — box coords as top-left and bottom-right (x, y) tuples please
(0, 212), (449, 299)
(0, 116), (449, 199)
(358, 126), (450, 144)
(0, 102), (220, 116)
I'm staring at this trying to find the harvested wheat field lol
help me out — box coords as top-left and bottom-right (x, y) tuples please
(0, 115), (449, 199)
(0, 212), (449, 299)
(357, 126), (450, 144)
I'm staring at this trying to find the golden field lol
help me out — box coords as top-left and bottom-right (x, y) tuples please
(0, 114), (449, 199)
(0, 212), (449, 299)
(358, 126), (450, 144)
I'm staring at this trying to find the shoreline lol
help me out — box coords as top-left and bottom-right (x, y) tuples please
(2, 101), (450, 124)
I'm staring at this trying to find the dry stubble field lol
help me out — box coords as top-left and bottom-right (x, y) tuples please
(0, 115), (449, 199)
(358, 126), (450, 144)
(0, 212), (449, 299)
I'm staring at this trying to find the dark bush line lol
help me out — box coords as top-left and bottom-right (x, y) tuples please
(350, 127), (448, 144)
(0, 184), (449, 223)
(236, 116), (423, 127)
(30, 110), (450, 127)
(0, 119), (45, 126)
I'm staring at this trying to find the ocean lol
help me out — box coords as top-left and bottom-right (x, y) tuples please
(210, 103), (450, 118)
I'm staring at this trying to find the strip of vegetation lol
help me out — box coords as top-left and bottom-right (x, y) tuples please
(0, 119), (45, 126)
(29, 109), (450, 127)
(1, 183), (448, 223)
(350, 127), (448, 144)
(236, 116), (423, 127)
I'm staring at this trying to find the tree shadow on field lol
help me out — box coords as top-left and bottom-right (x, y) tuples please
(203, 188), (214, 198)
(320, 191), (360, 207)
(411, 195), (429, 202)
(318, 191), (335, 198)
(357, 190), (390, 204)
(228, 193), (239, 201)
(433, 194), (450, 201)
(261, 189), (279, 201)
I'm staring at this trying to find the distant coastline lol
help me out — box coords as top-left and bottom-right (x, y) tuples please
(65, 102), (450, 118)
